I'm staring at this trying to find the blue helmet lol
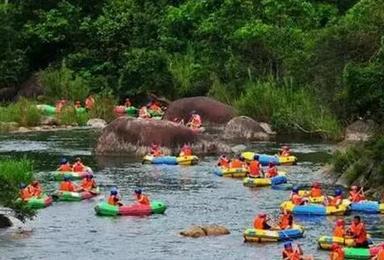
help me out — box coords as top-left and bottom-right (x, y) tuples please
(110, 190), (118, 195)
(63, 175), (70, 181)
(335, 189), (342, 196)
(284, 242), (292, 248)
(60, 158), (68, 165)
(292, 187), (299, 193)
(134, 189), (142, 194)
(19, 182), (26, 189)
(253, 155), (259, 160)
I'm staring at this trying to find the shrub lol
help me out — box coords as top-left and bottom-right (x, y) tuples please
(0, 98), (41, 126)
(88, 93), (116, 122)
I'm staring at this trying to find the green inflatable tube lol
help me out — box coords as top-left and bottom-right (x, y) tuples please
(26, 195), (53, 209)
(95, 200), (167, 216)
(344, 248), (370, 259)
(125, 106), (138, 117)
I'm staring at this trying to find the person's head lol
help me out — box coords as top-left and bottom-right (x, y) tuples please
(32, 180), (39, 187)
(353, 215), (361, 224)
(19, 182), (26, 189)
(253, 155), (259, 161)
(75, 157), (81, 163)
(125, 98), (130, 102)
(351, 186), (358, 191)
(282, 145), (289, 150)
(336, 219), (345, 226)
(239, 156), (245, 162)
(258, 213), (267, 218)
(75, 101), (81, 105)
(110, 189), (118, 196)
(312, 182), (320, 188)
(284, 242), (293, 251)
(331, 243), (341, 251)
(190, 110), (197, 115)
(85, 173), (93, 180)
(134, 189), (142, 196)
(63, 175), (71, 182)
(60, 158), (68, 165)
(335, 188), (342, 196)
(292, 187), (299, 194)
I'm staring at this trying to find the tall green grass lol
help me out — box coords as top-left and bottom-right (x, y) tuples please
(0, 98), (41, 127)
(88, 93), (117, 122)
(235, 80), (342, 139)
(58, 105), (89, 126)
(0, 158), (35, 220)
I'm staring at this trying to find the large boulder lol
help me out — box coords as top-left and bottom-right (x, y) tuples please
(95, 117), (231, 155)
(0, 207), (32, 238)
(344, 120), (376, 142)
(180, 225), (230, 238)
(16, 74), (43, 99)
(163, 97), (236, 125)
(223, 116), (275, 141)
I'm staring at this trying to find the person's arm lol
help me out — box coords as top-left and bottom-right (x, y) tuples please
(297, 244), (304, 255)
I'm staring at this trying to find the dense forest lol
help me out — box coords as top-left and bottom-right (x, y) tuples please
(1, 0), (383, 137)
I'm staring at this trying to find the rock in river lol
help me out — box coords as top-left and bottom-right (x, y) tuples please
(180, 225), (230, 238)
(223, 116), (275, 141)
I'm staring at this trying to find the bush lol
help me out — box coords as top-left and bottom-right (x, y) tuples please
(235, 80), (342, 139)
(0, 158), (35, 220)
(88, 93), (117, 122)
(0, 98), (41, 126)
(57, 105), (89, 126)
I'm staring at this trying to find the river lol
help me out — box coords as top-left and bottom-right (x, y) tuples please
(0, 130), (383, 260)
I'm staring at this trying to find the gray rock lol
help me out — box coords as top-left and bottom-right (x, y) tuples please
(87, 118), (107, 129)
(344, 119), (376, 142)
(180, 225), (230, 238)
(223, 116), (273, 141)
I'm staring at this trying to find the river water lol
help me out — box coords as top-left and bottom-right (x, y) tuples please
(0, 130), (383, 260)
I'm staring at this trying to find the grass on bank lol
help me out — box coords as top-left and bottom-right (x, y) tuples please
(0, 98), (41, 127)
(235, 80), (343, 140)
(0, 158), (35, 220)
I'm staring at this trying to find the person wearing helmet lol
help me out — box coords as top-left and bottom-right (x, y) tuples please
(333, 219), (345, 237)
(229, 155), (244, 169)
(291, 187), (307, 205)
(349, 186), (365, 202)
(279, 146), (291, 157)
(73, 157), (86, 172)
(80, 174), (97, 191)
(148, 100), (162, 114)
(282, 242), (303, 260)
(179, 144), (193, 157)
(58, 158), (72, 172)
(59, 176), (78, 192)
(310, 182), (323, 198)
(249, 155), (263, 178)
(134, 189), (150, 205)
(329, 243), (344, 260)
(217, 154), (230, 168)
(279, 209), (293, 230)
(187, 110), (202, 130)
(150, 143), (163, 157)
(326, 189), (343, 207)
(124, 98), (132, 107)
(27, 180), (42, 197)
(266, 161), (278, 178)
(74, 100), (82, 109)
(348, 216), (368, 248)
(253, 213), (271, 230)
(19, 182), (33, 201)
(108, 189), (123, 206)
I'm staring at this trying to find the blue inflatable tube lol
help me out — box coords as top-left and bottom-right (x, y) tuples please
(257, 154), (279, 166)
(293, 204), (327, 216)
(278, 229), (304, 241)
(272, 183), (293, 190)
(151, 156), (178, 165)
(350, 201), (380, 214)
(271, 175), (287, 186)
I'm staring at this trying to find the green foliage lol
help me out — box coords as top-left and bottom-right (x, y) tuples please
(0, 98), (41, 127)
(57, 105), (88, 126)
(235, 80), (342, 139)
(88, 93), (116, 122)
(39, 64), (90, 101)
(0, 158), (35, 220)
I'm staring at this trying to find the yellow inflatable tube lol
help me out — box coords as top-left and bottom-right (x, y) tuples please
(298, 190), (325, 204)
(243, 224), (304, 242)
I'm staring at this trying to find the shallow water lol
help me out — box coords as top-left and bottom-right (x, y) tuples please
(0, 130), (383, 260)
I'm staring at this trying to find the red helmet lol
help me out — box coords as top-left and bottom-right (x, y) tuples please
(336, 219), (344, 226)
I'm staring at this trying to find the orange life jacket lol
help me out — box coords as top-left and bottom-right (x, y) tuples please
(108, 195), (119, 206)
(329, 195), (343, 206)
(249, 160), (261, 177)
(230, 159), (243, 169)
(266, 166), (278, 177)
(85, 97), (95, 110)
(58, 164), (72, 172)
(282, 249), (301, 260)
(311, 187), (322, 197)
(81, 179), (96, 190)
(149, 104), (161, 112)
(333, 226), (345, 237)
(219, 158), (229, 168)
(350, 222), (367, 244)
(253, 217), (266, 229)
(73, 162), (85, 172)
(376, 249), (384, 260)
(279, 214), (292, 229)
(291, 194), (303, 205)
(349, 191), (365, 202)
(59, 181), (75, 192)
(28, 184), (42, 197)
(151, 148), (162, 157)
(20, 187), (33, 200)
(330, 248), (345, 260)
(137, 194), (150, 205)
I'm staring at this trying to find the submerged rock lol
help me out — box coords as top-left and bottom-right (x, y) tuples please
(180, 225), (230, 238)
(223, 116), (274, 141)
(95, 117), (230, 156)
(163, 96), (236, 125)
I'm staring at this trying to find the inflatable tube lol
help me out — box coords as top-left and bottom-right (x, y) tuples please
(36, 104), (56, 115)
(280, 201), (348, 216)
(148, 110), (164, 118)
(341, 199), (384, 214)
(142, 155), (198, 165)
(243, 224), (304, 242)
(243, 172), (287, 187)
(25, 195), (53, 209)
(343, 245), (384, 260)
(114, 106), (138, 117)
(94, 200), (167, 216)
(272, 183), (294, 190)
(51, 167), (92, 181)
(298, 190), (325, 204)
(318, 235), (373, 250)
(75, 107), (86, 113)
(242, 152), (297, 166)
(214, 167), (248, 178)
(54, 188), (100, 202)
